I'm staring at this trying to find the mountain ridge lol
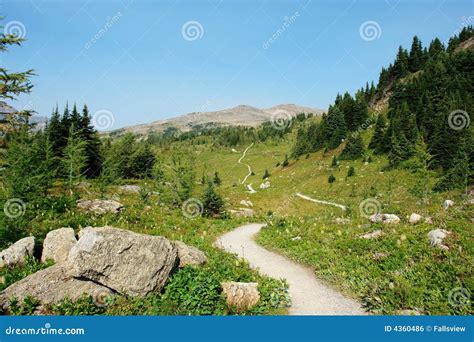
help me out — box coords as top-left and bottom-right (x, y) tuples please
(112, 103), (324, 135)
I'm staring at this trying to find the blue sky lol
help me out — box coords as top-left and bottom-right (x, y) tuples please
(1, 0), (472, 129)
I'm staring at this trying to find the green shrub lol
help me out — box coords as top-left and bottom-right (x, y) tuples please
(160, 266), (227, 315)
(347, 166), (355, 177)
(0, 257), (53, 291)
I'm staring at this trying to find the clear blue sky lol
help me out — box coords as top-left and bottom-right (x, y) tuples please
(1, 0), (472, 129)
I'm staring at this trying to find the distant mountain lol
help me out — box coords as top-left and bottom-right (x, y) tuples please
(0, 101), (47, 131)
(112, 104), (324, 136)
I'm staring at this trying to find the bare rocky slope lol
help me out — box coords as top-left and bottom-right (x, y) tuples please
(111, 104), (324, 135)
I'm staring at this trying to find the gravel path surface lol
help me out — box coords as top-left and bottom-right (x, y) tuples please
(216, 223), (366, 315)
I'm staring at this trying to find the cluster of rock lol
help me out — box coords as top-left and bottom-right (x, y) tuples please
(259, 181), (271, 189)
(0, 227), (208, 312)
(76, 199), (123, 215)
(360, 199), (454, 249)
(1, 227), (262, 313)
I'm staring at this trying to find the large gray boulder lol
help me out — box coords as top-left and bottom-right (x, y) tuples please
(0, 237), (35, 268)
(68, 227), (178, 296)
(0, 264), (113, 312)
(174, 241), (207, 268)
(41, 228), (77, 263)
(221, 281), (260, 310)
(77, 199), (123, 215)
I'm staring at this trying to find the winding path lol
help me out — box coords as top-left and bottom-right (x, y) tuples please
(216, 223), (365, 315)
(238, 143), (254, 185)
(295, 192), (347, 211)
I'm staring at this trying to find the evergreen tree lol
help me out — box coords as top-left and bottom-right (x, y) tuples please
(282, 154), (289, 167)
(213, 171), (222, 185)
(354, 90), (369, 128)
(328, 174), (336, 184)
(80, 104), (102, 177)
(347, 166), (355, 177)
(340, 134), (365, 160)
(428, 38), (445, 59)
(70, 103), (81, 132)
(201, 181), (226, 218)
(433, 138), (470, 192)
(408, 135), (432, 202)
(292, 127), (310, 158)
(326, 106), (347, 149)
(369, 114), (388, 153)
(388, 132), (404, 168)
(408, 36), (423, 72)
(331, 155), (338, 167)
(46, 104), (63, 158)
(62, 125), (86, 196)
(263, 169), (270, 179)
(393, 46), (409, 78)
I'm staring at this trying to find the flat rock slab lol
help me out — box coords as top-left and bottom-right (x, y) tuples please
(77, 199), (123, 215)
(68, 227), (178, 296)
(0, 237), (35, 268)
(0, 264), (112, 312)
(118, 185), (141, 193)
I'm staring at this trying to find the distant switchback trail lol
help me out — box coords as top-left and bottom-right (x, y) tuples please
(238, 143), (254, 185)
(216, 223), (365, 315)
(295, 192), (347, 211)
